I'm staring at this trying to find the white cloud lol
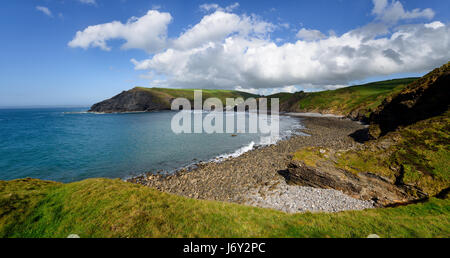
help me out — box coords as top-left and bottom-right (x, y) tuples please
(70, 1), (450, 92)
(36, 6), (52, 17)
(225, 2), (240, 12)
(296, 28), (326, 41)
(132, 18), (449, 90)
(79, 0), (97, 5)
(171, 11), (274, 50)
(200, 2), (240, 13)
(68, 10), (172, 52)
(234, 85), (300, 96)
(372, 0), (434, 23)
(199, 3), (219, 12)
(283, 86), (299, 93)
(425, 21), (445, 29)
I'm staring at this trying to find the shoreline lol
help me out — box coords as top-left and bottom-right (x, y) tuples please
(286, 112), (345, 118)
(127, 115), (375, 213)
(121, 111), (352, 179)
(122, 112), (307, 181)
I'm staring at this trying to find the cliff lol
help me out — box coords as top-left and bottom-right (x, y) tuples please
(369, 62), (450, 137)
(89, 87), (259, 113)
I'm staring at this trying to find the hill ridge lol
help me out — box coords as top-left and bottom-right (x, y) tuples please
(89, 87), (259, 113)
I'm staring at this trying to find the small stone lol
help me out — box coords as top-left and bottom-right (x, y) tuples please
(67, 234), (80, 238)
(367, 234), (380, 238)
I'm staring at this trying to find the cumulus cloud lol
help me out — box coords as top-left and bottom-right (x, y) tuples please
(133, 21), (449, 89)
(171, 11), (274, 50)
(69, 1), (450, 92)
(36, 6), (52, 17)
(372, 0), (434, 23)
(296, 28), (327, 41)
(68, 10), (172, 52)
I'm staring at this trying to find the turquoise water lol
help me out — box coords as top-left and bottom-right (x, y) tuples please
(0, 108), (303, 182)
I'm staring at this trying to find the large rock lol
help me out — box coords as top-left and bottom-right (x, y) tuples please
(283, 160), (427, 206)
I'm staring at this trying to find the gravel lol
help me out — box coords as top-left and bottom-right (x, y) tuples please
(245, 180), (374, 213)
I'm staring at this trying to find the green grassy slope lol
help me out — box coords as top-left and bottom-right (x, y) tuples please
(135, 87), (259, 107)
(1, 178), (448, 238)
(271, 78), (418, 118)
(294, 110), (450, 198)
(94, 78), (416, 114)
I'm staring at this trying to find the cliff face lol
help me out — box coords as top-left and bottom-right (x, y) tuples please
(89, 88), (171, 113)
(89, 87), (260, 113)
(369, 62), (450, 138)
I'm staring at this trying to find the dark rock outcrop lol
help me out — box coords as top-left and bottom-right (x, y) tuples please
(347, 108), (371, 122)
(369, 62), (450, 137)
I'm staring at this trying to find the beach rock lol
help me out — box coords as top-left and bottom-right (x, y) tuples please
(283, 160), (425, 206)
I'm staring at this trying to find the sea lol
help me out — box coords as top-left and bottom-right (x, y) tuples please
(0, 108), (305, 182)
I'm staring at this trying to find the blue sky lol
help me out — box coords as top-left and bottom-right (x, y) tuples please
(0, 0), (449, 107)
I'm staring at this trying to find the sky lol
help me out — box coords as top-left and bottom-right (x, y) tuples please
(0, 0), (449, 107)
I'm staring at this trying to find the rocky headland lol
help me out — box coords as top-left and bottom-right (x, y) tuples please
(89, 87), (259, 113)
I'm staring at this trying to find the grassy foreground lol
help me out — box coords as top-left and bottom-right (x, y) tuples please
(1, 178), (448, 238)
